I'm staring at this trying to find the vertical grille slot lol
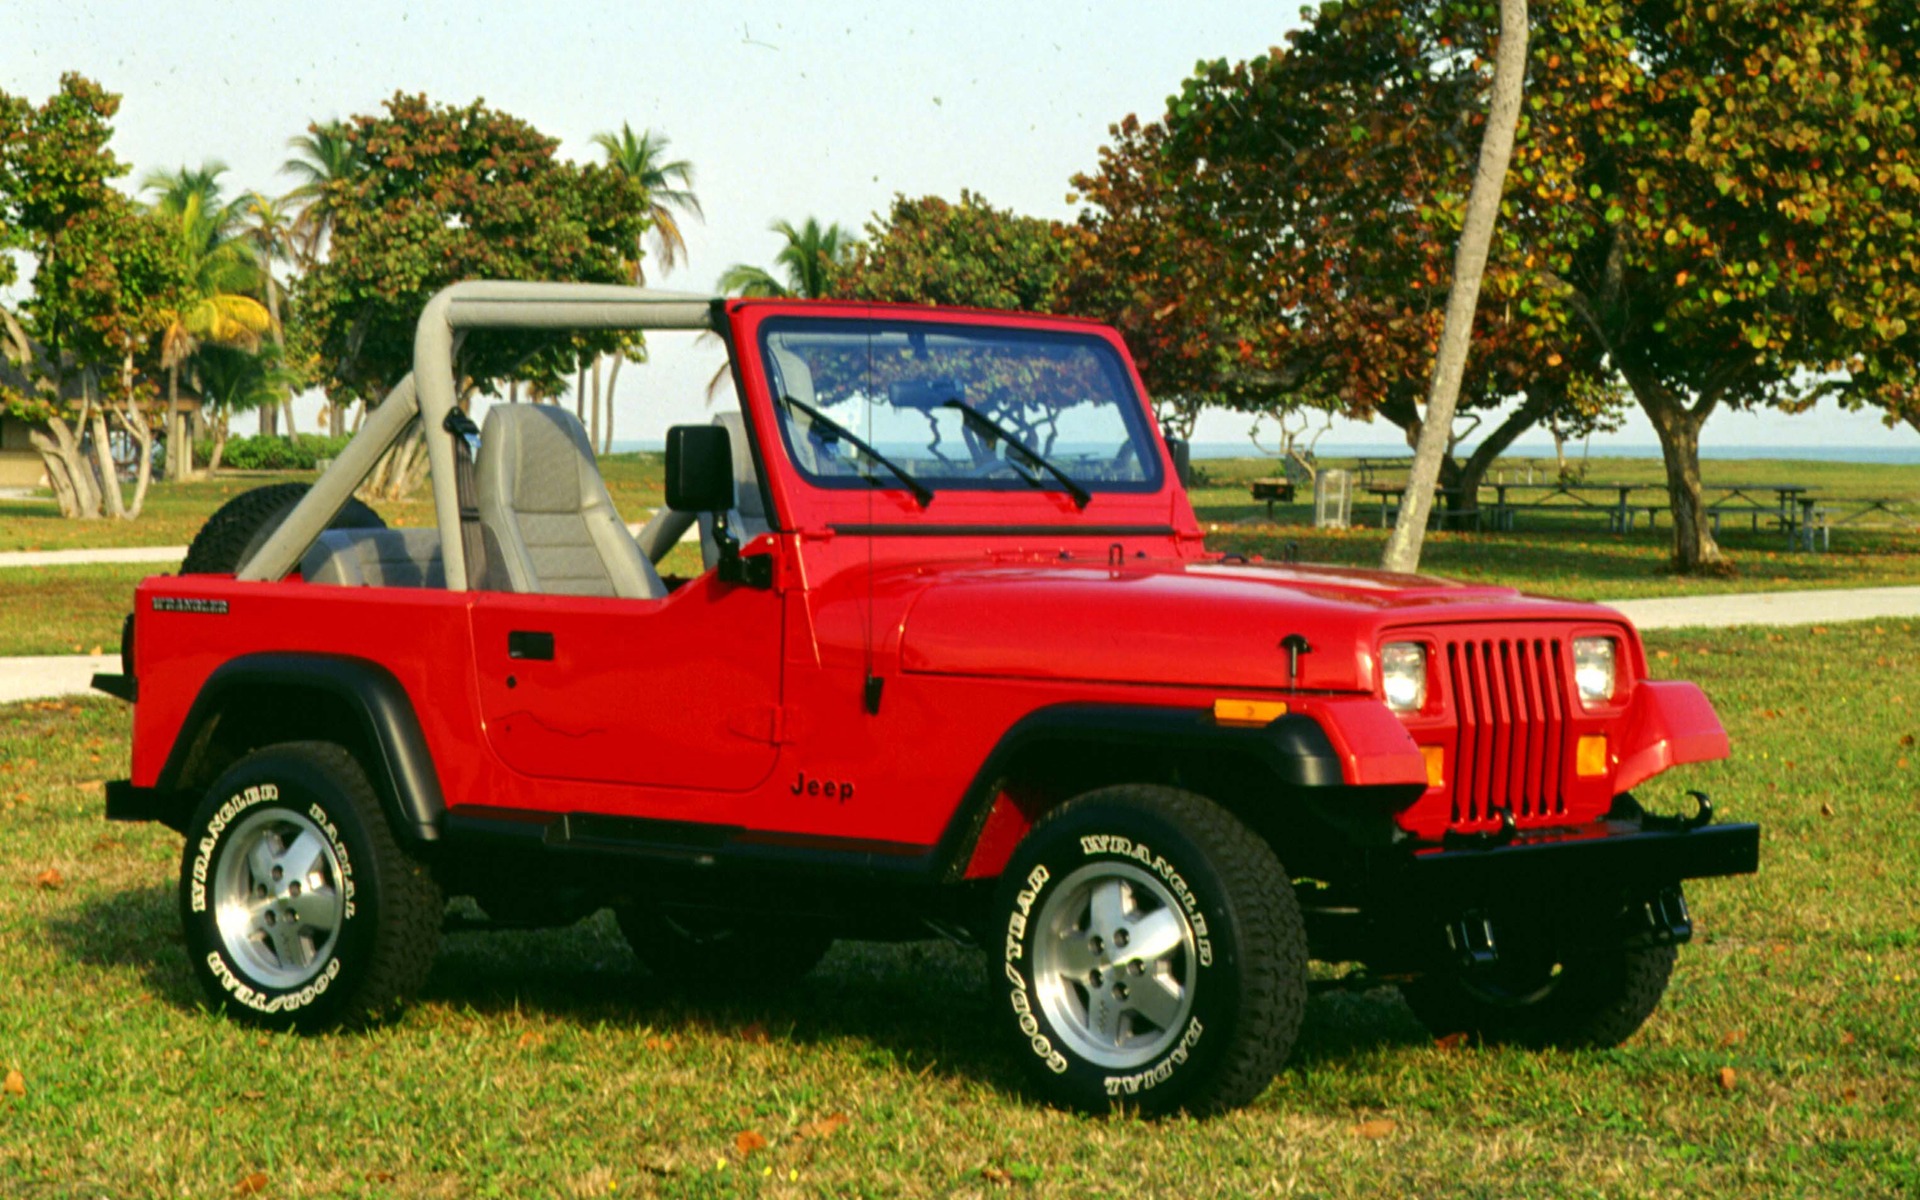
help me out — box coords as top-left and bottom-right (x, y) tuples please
(1445, 635), (1569, 829)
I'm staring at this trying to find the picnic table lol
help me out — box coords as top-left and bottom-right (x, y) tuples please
(1362, 483), (1481, 530)
(1483, 481), (1655, 532)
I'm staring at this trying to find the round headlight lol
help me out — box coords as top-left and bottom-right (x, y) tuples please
(1573, 637), (1618, 705)
(1381, 642), (1428, 713)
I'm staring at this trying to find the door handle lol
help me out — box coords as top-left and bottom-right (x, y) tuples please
(507, 630), (555, 661)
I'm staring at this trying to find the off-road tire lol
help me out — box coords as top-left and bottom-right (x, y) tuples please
(990, 785), (1307, 1116)
(179, 742), (441, 1029)
(180, 482), (383, 575)
(615, 904), (832, 991)
(1399, 939), (1678, 1050)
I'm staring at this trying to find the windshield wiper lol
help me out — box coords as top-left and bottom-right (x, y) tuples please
(941, 401), (1091, 509)
(780, 393), (934, 507)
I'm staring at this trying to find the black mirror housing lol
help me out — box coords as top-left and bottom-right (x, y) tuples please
(665, 425), (735, 513)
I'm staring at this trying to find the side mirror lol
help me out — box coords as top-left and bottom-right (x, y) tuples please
(665, 425), (735, 513)
(1164, 436), (1194, 489)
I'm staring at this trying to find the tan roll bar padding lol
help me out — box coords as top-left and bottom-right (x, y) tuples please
(236, 282), (723, 589)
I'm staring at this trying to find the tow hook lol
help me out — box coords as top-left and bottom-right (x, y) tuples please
(1446, 911), (1500, 969)
(1617, 790), (1716, 832)
(1623, 886), (1694, 947)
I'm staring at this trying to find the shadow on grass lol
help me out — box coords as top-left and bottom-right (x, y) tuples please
(51, 886), (1432, 1100)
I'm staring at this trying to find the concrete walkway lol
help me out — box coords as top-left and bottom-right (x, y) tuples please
(2, 586), (1918, 707)
(1605, 585), (1920, 630)
(0, 546), (187, 569)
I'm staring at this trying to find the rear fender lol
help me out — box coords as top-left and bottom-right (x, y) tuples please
(156, 653), (445, 845)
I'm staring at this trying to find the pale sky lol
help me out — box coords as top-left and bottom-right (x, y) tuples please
(4, 0), (1910, 453)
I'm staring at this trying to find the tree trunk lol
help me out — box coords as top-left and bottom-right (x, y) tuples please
(210, 412), (229, 474)
(282, 396), (297, 436)
(1451, 389), (1554, 522)
(1381, 0), (1529, 573)
(1637, 382), (1728, 573)
(28, 427), (91, 518)
(329, 398), (346, 437)
(603, 355), (622, 453)
(590, 354), (603, 452)
(89, 408), (126, 519)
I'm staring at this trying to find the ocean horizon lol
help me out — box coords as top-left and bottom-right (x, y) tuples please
(606, 439), (1920, 465)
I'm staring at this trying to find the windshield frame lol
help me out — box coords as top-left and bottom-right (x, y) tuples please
(756, 315), (1167, 500)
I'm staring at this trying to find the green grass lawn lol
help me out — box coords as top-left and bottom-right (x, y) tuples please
(2, 622), (1915, 1197)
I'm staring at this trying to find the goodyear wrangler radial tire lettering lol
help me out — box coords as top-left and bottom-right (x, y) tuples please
(991, 785), (1308, 1115)
(179, 742), (441, 1029)
(179, 482), (384, 576)
(1398, 927), (1679, 1050)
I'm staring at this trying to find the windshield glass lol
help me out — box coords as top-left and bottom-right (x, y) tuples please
(759, 318), (1163, 496)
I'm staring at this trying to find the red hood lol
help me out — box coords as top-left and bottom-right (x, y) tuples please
(894, 558), (1628, 693)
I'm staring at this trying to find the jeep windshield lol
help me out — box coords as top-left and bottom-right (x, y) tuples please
(759, 318), (1164, 497)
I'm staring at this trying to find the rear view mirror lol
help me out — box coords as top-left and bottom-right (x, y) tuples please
(665, 425), (735, 513)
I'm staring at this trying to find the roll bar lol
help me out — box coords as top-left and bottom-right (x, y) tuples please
(239, 281), (721, 589)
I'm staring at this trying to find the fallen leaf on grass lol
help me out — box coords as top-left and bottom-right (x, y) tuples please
(365, 1170), (396, 1185)
(1717, 1067), (1738, 1092)
(1840, 1031), (1856, 1046)
(798, 1113), (848, 1140)
(33, 868), (64, 890)
(982, 1166), (1013, 1186)
(1719, 1029), (1745, 1048)
(1901, 734), (1916, 748)
(1820, 803), (1835, 818)
(234, 1172), (269, 1195)
(643, 1036), (676, 1053)
(737, 1023), (770, 1045)
(1433, 1032), (1468, 1051)
(734, 1131), (767, 1155)
(4, 1069), (24, 1096)
(515, 1030), (546, 1051)
(1354, 1119), (1397, 1139)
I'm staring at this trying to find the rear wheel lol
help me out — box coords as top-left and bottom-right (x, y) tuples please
(991, 785), (1307, 1115)
(1399, 937), (1678, 1049)
(179, 742), (441, 1029)
(180, 482), (382, 575)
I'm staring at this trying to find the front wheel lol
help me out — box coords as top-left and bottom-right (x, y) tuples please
(991, 785), (1307, 1115)
(1399, 937), (1678, 1050)
(179, 743), (442, 1029)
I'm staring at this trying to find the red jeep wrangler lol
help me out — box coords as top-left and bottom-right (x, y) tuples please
(98, 282), (1757, 1114)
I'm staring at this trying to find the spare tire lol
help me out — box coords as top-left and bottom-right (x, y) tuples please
(180, 483), (385, 576)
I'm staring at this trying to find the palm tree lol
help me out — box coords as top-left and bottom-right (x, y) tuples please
(716, 217), (855, 300)
(591, 123), (703, 283)
(144, 163), (271, 478)
(282, 120), (361, 267)
(237, 191), (298, 435)
(704, 218), (857, 399)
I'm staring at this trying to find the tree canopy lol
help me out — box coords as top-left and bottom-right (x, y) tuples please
(830, 191), (1085, 312)
(1077, 0), (1920, 570)
(295, 92), (653, 406)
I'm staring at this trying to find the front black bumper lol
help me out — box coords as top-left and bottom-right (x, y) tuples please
(1385, 817), (1760, 905)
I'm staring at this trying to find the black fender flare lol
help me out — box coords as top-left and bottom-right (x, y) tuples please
(158, 652), (445, 846)
(929, 703), (1415, 881)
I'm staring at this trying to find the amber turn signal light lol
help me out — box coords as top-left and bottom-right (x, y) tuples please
(1576, 734), (1610, 777)
(1213, 699), (1288, 727)
(1422, 746), (1446, 788)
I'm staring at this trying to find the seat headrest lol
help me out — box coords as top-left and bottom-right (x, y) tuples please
(479, 405), (598, 514)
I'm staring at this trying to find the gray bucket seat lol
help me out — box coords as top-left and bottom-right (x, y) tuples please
(477, 405), (665, 599)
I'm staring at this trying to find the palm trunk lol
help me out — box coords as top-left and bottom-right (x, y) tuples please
(210, 412), (229, 473)
(118, 352), (154, 519)
(603, 355), (622, 453)
(576, 364), (587, 422)
(1382, 0), (1528, 572)
(590, 355), (603, 451)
